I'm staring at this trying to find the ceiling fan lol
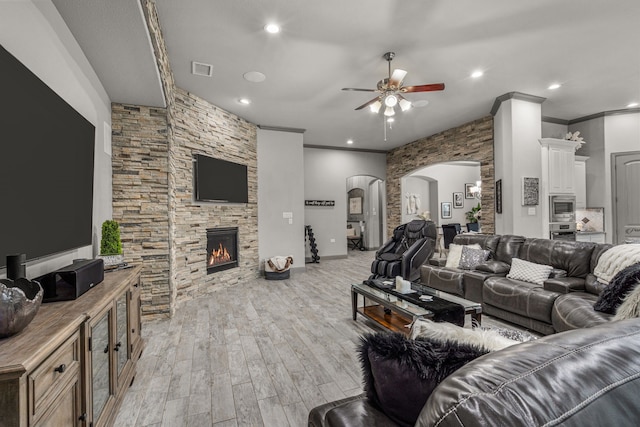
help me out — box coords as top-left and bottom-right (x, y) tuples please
(342, 52), (445, 116)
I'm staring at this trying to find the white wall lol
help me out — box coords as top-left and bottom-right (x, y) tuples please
(304, 148), (386, 258)
(494, 99), (544, 237)
(570, 117), (605, 210)
(257, 129), (305, 271)
(401, 176), (431, 224)
(0, 0), (112, 278)
(542, 121), (568, 139)
(409, 163), (480, 227)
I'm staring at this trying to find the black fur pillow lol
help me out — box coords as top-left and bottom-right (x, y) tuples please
(358, 332), (488, 427)
(594, 263), (640, 314)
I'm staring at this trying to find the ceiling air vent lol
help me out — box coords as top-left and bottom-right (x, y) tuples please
(191, 61), (213, 77)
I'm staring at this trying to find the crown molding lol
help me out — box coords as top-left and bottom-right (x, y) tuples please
(303, 144), (388, 154)
(490, 92), (547, 116)
(258, 125), (306, 133)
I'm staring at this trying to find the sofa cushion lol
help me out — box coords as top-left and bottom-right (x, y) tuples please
(420, 265), (465, 297)
(507, 258), (553, 285)
(451, 234), (500, 256)
(458, 246), (490, 270)
(552, 292), (612, 332)
(359, 332), (487, 427)
(594, 262), (640, 314)
(484, 277), (561, 324)
(519, 238), (596, 278)
(493, 234), (526, 264)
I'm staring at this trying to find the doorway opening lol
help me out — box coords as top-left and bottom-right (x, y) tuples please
(346, 175), (386, 252)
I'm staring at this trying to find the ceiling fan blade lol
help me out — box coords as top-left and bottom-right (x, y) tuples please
(401, 83), (445, 93)
(389, 69), (408, 89)
(355, 97), (381, 111)
(342, 87), (376, 92)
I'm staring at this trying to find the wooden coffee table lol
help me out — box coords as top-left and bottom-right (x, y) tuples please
(351, 281), (482, 334)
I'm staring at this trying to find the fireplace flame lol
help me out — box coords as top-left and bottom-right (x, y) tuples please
(209, 242), (232, 266)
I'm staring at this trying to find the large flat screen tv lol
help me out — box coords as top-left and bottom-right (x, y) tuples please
(194, 154), (248, 203)
(0, 44), (95, 268)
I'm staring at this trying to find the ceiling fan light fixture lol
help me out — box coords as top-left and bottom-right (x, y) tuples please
(384, 106), (395, 117)
(369, 100), (382, 113)
(384, 94), (398, 108)
(264, 23), (280, 34)
(399, 98), (412, 111)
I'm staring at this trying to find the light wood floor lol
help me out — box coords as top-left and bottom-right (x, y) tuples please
(115, 250), (524, 426)
(115, 250), (382, 427)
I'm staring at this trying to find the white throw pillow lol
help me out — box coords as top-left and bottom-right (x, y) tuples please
(409, 318), (520, 351)
(507, 258), (553, 285)
(445, 243), (481, 269)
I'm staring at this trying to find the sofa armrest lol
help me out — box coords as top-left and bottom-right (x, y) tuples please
(429, 258), (447, 267)
(308, 394), (396, 427)
(543, 277), (586, 294)
(475, 260), (510, 274)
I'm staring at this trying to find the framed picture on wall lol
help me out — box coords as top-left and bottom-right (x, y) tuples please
(441, 202), (452, 219)
(453, 192), (464, 209)
(496, 179), (503, 214)
(522, 177), (539, 206)
(349, 197), (362, 215)
(465, 183), (475, 199)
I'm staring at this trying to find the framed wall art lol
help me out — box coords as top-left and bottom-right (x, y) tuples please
(464, 183), (475, 199)
(495, 179), (502, 214)
(522, 177), (539, 206)
(453, 192), (464, 209)
(441, 202), (452, 219)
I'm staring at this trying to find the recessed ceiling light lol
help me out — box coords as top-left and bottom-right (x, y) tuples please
(243, 71), (266, 83)
(346, 139), (354, 145)
(413, 100), (429, 108)
(264, 23), (280, 34)
(239, 98), (251, 105)
(471, 70), (483, 78)
(627, 102), (639, 108)
(548, 83), (561, 90)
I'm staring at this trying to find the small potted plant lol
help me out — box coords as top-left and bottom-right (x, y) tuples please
(465, 203), (482, 224)
(99, 220), (124, 266)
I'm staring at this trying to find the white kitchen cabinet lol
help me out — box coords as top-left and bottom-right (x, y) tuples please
(540, 138), (581, 195)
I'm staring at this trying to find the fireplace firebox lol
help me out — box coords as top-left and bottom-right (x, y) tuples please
(206, 227), (238, 274)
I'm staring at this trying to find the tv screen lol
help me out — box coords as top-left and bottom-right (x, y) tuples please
(0, 44), (95, 268)
(194, 154), (248, 203)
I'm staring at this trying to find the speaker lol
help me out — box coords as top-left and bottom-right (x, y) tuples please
(39, 258), (104, 302)
(6, 253), (26, 280)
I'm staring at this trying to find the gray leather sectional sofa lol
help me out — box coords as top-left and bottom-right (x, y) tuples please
(420, 233), (613, 335)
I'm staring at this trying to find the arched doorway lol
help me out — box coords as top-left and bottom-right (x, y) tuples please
(401, 161), (481, 228)
(347, 175), (386, 250)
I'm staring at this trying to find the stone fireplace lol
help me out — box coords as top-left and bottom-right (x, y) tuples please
(206, 227), (238, 274)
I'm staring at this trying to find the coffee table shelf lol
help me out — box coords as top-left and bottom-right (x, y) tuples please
(351, 281), (482, 333)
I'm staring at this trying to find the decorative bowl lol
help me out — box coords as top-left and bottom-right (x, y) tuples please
(0, 278), (43, 338)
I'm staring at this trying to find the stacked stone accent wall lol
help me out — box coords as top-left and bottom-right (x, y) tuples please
(387, 116), (495, 234)
(110, 0), (259, 318)
(111, 104), (170, 318)
(170, 88), (259, 302)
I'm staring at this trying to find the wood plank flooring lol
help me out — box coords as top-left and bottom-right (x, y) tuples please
(115, 250), (382, 427)
(115, 250), (529, 426)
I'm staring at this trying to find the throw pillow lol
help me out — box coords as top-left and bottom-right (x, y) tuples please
(445, 243), (481, 269)
(409, 318), (521, 351)
(359, 331), (487, 427)
(506, 258), (554, 285)
(458, 246), (490, 270)
(594, 262), (640, 314)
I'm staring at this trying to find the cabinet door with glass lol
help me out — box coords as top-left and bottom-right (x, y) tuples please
(87, 307), (114, 427)
(114, 291), (133, 390)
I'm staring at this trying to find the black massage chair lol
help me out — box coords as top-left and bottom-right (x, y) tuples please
(370, 219), (437, 282)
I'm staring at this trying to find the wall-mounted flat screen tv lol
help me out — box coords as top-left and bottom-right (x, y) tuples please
(194, 154), (248, 203)
(0, 44), (95, 268)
